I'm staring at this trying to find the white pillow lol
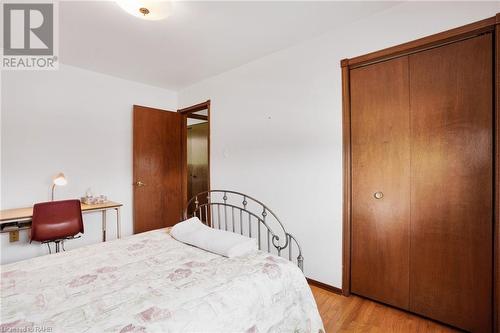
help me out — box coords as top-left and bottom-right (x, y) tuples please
(171, 217), (258, 258)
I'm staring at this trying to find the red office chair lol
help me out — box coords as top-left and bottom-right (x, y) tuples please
(31, 200), (84, 253)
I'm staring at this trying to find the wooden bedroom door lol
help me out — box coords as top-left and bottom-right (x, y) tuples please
(408, 34), (493, 332)
(350, 56), (411, 309)
(133, 105), (185, 233)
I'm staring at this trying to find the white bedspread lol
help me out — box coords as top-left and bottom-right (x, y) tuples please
(1, 229), (324, 333)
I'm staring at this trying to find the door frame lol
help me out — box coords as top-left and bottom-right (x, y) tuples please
(341, 14), (500, 330)
(177, 100), (211, 210)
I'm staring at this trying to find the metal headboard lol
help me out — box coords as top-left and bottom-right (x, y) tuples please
(184, 190), (303, 271)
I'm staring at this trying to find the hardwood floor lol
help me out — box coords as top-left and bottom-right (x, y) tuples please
(309, 285), (460, 332)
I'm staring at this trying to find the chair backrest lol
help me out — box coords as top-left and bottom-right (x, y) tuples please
(31, 199), (84, 242)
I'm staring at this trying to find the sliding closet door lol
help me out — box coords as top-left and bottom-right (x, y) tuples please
(350, 57), (411, 309)
(409, 34), (493, 332)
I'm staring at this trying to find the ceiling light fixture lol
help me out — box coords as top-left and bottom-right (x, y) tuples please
(116, 0), (172, 21)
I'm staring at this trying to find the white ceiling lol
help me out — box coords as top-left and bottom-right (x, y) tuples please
(60, 1), (400, 91)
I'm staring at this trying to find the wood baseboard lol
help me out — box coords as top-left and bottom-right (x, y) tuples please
(307, 278), (343, 295)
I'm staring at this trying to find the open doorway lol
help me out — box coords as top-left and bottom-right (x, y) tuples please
(178, 101), (211, 214)
(187, 120), (209, 202)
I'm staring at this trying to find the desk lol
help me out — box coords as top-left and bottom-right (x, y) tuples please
(0, 201), (122, 242)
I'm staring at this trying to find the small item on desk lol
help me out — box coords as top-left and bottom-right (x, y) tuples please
(81, 196), (94, 205)
(81, 194), (108, 205)
(82, 188), (94, 205)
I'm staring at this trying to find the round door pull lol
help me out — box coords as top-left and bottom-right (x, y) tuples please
(134, 181), (146, 187)
(374, 192), (384, 199)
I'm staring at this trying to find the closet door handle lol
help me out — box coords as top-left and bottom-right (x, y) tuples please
(374, 192), (384, 199)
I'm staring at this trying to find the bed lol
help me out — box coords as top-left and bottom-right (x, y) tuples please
(1, 190), (324, 333)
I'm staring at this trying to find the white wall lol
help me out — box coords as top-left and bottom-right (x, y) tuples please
(0, 64), (177, 264)
(178, 1), (500, 288)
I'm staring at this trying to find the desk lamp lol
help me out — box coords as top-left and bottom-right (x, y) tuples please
(51, 173), (67, 201)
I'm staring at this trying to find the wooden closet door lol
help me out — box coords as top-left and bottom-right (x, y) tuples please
(409, 34), (493, 332)
(350, 56), (411, 309)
